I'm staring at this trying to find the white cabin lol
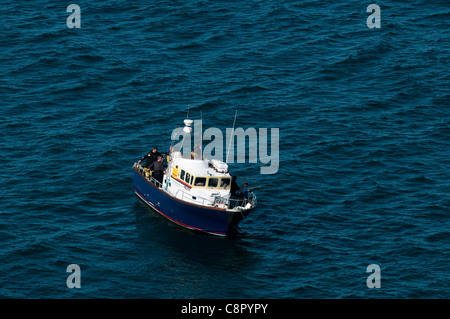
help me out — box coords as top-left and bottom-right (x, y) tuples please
(164, 151), (233, 208)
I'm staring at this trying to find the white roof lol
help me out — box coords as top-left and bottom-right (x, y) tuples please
(172, 156), (230, 177)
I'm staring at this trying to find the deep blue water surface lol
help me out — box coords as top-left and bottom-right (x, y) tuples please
(1, 1), (449, 298)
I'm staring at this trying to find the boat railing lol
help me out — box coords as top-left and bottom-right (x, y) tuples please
(172, 187), (257, 210)
(174, 188), (212, 206)
(134, 163), (163, 188)
(150, 176), (163, 188)
(214, 192), (257, 210)
(248, 192), (257, 207)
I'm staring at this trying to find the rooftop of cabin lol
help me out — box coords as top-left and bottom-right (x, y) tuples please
(171, 156), (230, 177)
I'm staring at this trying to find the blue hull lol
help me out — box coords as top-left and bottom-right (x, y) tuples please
(133, 168), (250, 236)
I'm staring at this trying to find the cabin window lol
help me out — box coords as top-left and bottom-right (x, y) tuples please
(180, 170), (185, 180)
(194, 177), (206, 187)
(185, 172), (191, 183)
(190, 175), (194, 185)
(208, 177), (218, 188)
(220, 178), (231, 188)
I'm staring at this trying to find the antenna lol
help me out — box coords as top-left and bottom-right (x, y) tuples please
(226, 110), (238, 164)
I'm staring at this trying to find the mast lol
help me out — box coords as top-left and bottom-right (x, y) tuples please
(226, 110), (237, 164)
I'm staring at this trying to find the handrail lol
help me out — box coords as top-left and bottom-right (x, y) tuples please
(150, 176), (163, 188)
(174, 188), (208, 206)
(134, 163), (163, 188)
(215, 192), (257, 210)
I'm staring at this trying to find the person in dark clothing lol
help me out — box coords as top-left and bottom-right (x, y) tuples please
(236, 181), (249, 199)
(149, 156), (165, 186)
(230, 176), (239, 196)
(138, 147), (161, 168)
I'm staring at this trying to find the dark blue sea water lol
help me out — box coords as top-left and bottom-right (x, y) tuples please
(1, 0), (449, 299)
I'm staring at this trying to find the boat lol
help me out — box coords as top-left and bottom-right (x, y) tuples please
(133, 119), (257, 236)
